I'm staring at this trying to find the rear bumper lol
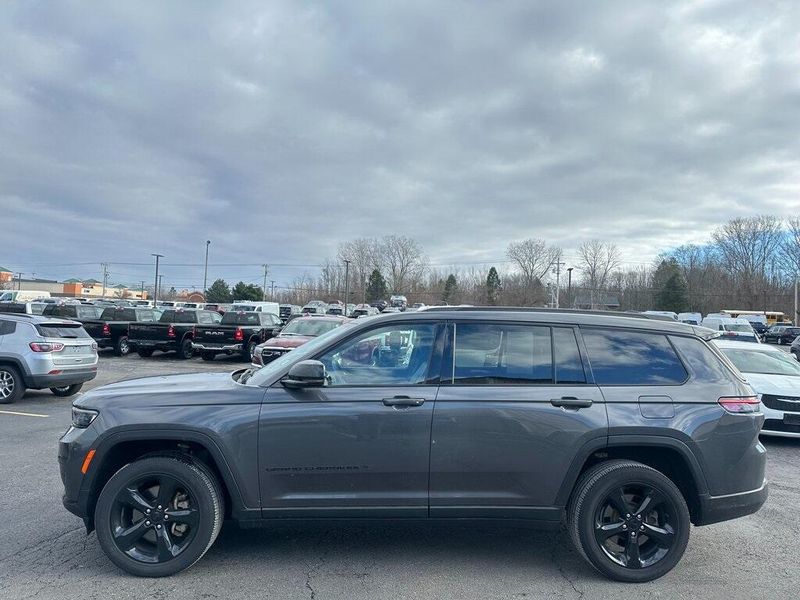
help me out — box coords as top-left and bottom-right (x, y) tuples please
(695, 479), (768, 526)
(27, 368), (97, 389)
(192, 342), (243, 353)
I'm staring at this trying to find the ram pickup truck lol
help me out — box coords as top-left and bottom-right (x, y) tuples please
(82, 307), (161, 356)
(41, 303), (104, 323)
(128, 309), (222, 359)
(193, 310), (283, 361)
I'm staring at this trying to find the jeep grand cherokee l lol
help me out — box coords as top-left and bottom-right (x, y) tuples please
(59, 308), (766, 581)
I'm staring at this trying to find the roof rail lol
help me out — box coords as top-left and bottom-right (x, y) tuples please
(417, 306), (676, 321)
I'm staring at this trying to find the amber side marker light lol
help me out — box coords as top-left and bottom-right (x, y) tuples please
(81, 449), (96, 474)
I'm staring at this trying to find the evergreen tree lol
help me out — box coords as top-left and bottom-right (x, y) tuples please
(653, 259), (689, 313)
(486, 267), (501, 305)
(442, 274), (458, 304)
(205, 279), (232, 303)
(365, 269), (388, 303)
(232, 281), (264, 302)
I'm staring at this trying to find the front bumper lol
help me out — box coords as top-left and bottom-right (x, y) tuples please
(192, 342), (243, 353)
(760, 403), (800, 438)
(696, 479), (768, 526)
(58, 424), (100, 525)
(28, 367), (97, 389)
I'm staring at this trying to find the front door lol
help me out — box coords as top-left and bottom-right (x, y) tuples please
(259, 321), (443, 518)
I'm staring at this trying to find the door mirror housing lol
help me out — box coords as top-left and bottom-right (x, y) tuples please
(282, 360), (326, 389)
(271, 327), (282, 338)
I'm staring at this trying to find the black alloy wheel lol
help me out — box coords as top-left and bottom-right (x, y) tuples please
(177, 338), (194, 359)
(50, 383), (83, 397)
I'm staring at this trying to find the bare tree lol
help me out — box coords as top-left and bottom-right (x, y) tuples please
(712, 215), (784, 309)
(507, 239), (561, 284)
(383, 235), (427, 293)
(338, 238), (384, 300)
(780, 218), (800, 277)
(576, 240), (622, 308)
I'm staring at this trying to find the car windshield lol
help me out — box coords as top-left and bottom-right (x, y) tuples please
(281, 319), (342, 337)
(724, 324), (753, 333)
(721, 348), (800, 377)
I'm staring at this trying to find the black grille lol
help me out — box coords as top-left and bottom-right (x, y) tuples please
(763, 419), (800, 434)
(261, 348), (289, 362)
(761, 394), (800, 412)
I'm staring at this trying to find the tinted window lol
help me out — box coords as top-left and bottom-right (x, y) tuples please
(102, 308), (136, 321)
(222, 312), (261, 325)
(0, 320), (15, 335)
(582, 328), (687, 385)
(553, 327), (586, 384)
(318, 324), (437, 386)
(36, 323), (91, 339)
(76, 306), (102, 319)
(669, 336), (731, 383)
(453, 323), (552, 385)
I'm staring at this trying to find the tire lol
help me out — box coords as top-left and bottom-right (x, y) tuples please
(201, 351), (216, 362)
(114, 336), (131, 357)
(177, 338), (194, 360)
(567, 460), (690, 583)
(50, 383), (83, 397)
(95, 456), (224, 577)
(242, 340), (257, 361)
(0, 365), (24, 404)
(137, 349), (154, 358)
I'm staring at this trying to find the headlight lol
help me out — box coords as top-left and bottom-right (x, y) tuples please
(72, 407), (99, 428)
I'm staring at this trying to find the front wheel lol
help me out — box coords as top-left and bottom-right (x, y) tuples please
(567, 460), (690, 583)
(50, 383), (83, 397)
(95, 456), (224, 577)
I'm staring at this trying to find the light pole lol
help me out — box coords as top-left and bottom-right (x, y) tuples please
(567, 267), (573, 308)
(203, 240), (211, 297)
(343, 259), (351, 312)
(152, 254), (164, 305)
(262, 265), (269, 301)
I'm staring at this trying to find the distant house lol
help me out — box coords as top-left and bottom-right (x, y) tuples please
(573, 294), (621, 311)
(0, 266), (12, 284)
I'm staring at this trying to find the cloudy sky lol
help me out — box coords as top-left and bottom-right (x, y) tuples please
(1, 0), (799, 290)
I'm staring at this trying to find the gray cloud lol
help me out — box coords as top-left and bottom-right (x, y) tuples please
(2, 0), (799, 288)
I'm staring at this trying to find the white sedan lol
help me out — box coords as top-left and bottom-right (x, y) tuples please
(714, 339), (800, 438)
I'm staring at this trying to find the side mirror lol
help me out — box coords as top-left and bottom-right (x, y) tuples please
(282, 360), (326, 389)
(271, 327), (282, 338)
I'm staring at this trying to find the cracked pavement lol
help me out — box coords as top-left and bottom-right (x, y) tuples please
(1, 352), (798, 599)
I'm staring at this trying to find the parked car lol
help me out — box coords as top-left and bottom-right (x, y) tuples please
(250, 315), (349, 366)
(279, 304), (301, 323)
(193, 311), (283, 361)
(700, 316), (759, 342)
(0, 313), (97, 403)
(128, 309), (222, 359)
(763, 325), (800, 345)
(677, 312), (702, 325)
(749, 321), (769, 340)
(42, 302), (104, 323)
(83, 307), (161, 356)
(389, 294), (408, 311)
(203, 303), (230, 315)
(0, 290), (51, 303)
(0, 301), (33, 314)
(351, 304), (378, 318)
(411, 302), (427, 311)
(301, 300), (328, 315)
(60, 308), (766, 580)
(371, 300), (388, 312)
(714, 338), (800, 438)
(643, 310), (678, 321)
(326, 302), (345, 316)
(230, 301), (280, 315)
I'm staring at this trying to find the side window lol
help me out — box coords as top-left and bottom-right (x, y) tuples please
(553, 327), (586, 384)
(669, 335), (732, 383)
(582, 328), (687, 385)
(0, 320), (15, 335)
(453, 323), (552, 385)
(318, 323), (437, 386)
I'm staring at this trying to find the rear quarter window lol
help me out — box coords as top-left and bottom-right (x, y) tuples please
(669, 335), (734, 383)
(581, 328), (687, 385)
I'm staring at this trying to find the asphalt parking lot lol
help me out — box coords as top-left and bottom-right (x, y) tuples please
(0, 351), (798, 600)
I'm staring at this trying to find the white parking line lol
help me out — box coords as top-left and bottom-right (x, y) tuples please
(0, 409), (49, 418)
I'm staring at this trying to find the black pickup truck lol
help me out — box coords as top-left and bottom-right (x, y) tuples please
(41, 303), (104, 322)
(82, 307), (161, 356)
(128, 309), (222, 359)
(193, 310), (282, 361)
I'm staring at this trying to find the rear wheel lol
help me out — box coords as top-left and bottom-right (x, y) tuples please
(177, 338), (194, 359)
(242, 340), (257, 361)
(50, 383), (83, 397)
(0, 365), (24, 404)
(114, 336), (131, 357)
(95, 456), (224, 577)
(137, 349), (154, 358)
(567, 460), (690, 583)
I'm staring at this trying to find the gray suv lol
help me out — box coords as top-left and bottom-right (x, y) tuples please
(59, 308), (766, 581)
(0, 314), (98, 403)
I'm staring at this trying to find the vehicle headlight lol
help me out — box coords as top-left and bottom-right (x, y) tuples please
(72, 407), (99, 428)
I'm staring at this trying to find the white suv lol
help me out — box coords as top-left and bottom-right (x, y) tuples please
(0, 314), (98, 403)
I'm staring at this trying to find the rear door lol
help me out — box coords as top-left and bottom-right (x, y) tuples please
(430, 321), (607, 520)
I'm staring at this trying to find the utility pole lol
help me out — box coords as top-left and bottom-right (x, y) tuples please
(270, 280), (276, 300)
(101, 263), (109, 299)
(262, 264), (269, 301)
(140, 281), (146, 300)
(567, 267), (574, 308)
(159, 275), (164, 300)
(795, 279), (798, 325)
(551, 260), (565, 309)
(152, 254), (164, 305)
(15, 272), (23, 291)
(343, 259), (351, 310)
(203, 240), (211, 296)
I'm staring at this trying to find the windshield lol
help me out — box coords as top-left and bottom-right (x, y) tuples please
(281, 319), (342, 337)
(721, 348), (800, 377)
(724, 324), (753, 333)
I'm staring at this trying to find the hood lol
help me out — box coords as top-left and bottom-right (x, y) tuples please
(263, 335), (313, 349)
(740, 372), (800, 397)
(74, 372), (263, 409)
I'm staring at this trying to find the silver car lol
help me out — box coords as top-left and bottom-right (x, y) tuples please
(0, 313), (98, 403)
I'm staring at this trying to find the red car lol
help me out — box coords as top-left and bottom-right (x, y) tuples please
(251, 315), (350, 365)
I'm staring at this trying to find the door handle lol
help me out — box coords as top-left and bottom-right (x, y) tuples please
(550, 396), (593, 409)
(382, 396), (425, 408)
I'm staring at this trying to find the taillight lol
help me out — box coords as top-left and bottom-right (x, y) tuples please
(234, 327), (244, 342)
(718, 396), (760, 414)
(167, 325), (176, 338)
(102, 323), (111, 336)
(30, 342), (65, 352)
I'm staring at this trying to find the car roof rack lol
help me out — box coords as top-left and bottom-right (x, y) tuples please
(417, 306), (677, 322)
